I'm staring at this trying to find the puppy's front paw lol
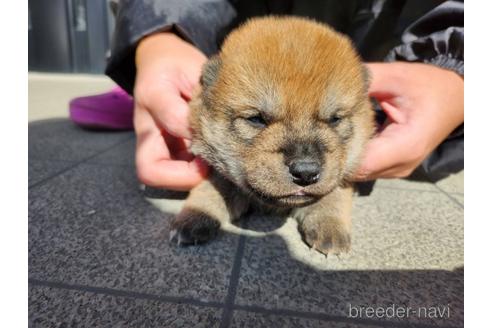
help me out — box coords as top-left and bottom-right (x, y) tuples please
(170, 209), (220, 246)
(299, 219), (351, 255)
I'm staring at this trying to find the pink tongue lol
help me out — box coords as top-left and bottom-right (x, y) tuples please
(294, 190), (306, 196)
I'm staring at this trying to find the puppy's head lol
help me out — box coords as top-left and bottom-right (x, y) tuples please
(190, 17), (374, 207)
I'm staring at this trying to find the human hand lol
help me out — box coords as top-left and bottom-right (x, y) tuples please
(353, 62), (464, 181)
(134, 32), (209, 190)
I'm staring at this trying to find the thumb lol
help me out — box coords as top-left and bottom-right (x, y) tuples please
(366, 62), (403, 99)
(145, 83), (193, 139)
(352, 132), (405, 181)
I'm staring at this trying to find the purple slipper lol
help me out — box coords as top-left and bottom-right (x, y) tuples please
(69, 86), (134, 130)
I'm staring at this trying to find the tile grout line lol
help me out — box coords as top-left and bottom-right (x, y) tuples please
(218, 221), (249, 328)
(28, 278), (224, 309)
(374, 185), (463, 195)
(28, 278), (460, 328)
(415, 172), (464, 209)
(380, 172), (464, 209)
(28, 136), (134, 190)
(233, 304), (459, 328)
(431, 184), (464, 209)
(29, 156), (136, 168)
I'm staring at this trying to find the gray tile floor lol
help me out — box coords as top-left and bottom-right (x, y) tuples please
(29, 119), (463, 328)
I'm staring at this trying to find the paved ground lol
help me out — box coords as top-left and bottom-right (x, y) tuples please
(28, 74), (464, 328)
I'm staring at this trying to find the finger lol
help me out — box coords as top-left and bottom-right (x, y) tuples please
(135, 129), (208, 190)
(379, 100), (407, 125)
(158, 129), (194, 161)
(144, 83), (193, 139)
(366, 63), (391, 97)
(140, 157), (209, 191)
(366, 162), (416, 180)
(366, 62), (405, 99)
(177, 70), (197, 101)
(352, 133), (407, 181)
(134, 108), (208, 190)
(160, 129), (186, 152)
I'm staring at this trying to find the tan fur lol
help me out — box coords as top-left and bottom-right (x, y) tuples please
(170, 17), (375, 254)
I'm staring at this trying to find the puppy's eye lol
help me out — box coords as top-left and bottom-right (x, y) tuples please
(246, 115), (267, 128)
(327, 114), (342, 127)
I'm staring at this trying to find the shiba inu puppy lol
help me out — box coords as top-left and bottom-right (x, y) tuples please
(170, 16), (374, 255)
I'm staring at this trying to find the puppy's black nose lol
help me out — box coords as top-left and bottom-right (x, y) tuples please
(289, 161), (320, 186)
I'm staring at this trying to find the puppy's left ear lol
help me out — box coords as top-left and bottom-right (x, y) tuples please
(361, 64), (371, 92)
(200, 55), (222, 90)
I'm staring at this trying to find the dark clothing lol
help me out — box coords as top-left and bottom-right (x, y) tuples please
(106, 0), (464, 180)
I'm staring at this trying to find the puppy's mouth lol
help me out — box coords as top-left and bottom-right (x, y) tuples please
(276, 190), (321, 205)
(247, 185), (320, 207)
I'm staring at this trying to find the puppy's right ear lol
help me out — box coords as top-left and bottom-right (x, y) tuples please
(200, 55), (222, 90)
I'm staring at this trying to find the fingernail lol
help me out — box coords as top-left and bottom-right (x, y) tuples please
(184, 129), (193, 139)
(178, 126), (192, 140)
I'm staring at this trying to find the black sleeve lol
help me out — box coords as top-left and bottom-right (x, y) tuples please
(105, 0), (237, 94)
(386, 0), (464, 179)
(385, 0), (464, 75)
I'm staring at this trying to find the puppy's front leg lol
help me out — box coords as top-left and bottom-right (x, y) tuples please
(170, 177), (247, 246)
(296, 186), (353, 255)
